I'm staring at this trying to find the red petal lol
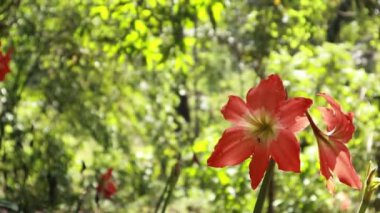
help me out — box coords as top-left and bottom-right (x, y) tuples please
(317, 139), (334, 182)
(102, 168), (113, 180)
(104, 181), (117, 198)
(329, 113), (355, 144)
(318, 93), (341, 110)
(0, 46), (11, 81)
(221, 95), (249, 123)
(277, 97), (313, 133)
(207, 127), (255, 167)
(318, 107), (336, 132)
(269, 130), (300, 172)
(249, 144), (270, 189)
(246, 74), (286, 113)
(318, 94), (355, 144)
(318, 140), (362, 190)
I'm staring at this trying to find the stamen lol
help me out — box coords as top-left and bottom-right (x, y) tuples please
(245, 110), (278, 143)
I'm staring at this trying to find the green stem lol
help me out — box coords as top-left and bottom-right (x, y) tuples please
(154, 174), (171, 213)
(357, 184), (371, 213)
(357, 199), (369, 213)
(253, 159), (275, 213)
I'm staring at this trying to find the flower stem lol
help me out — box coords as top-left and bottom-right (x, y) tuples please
(357, 163), (379, 213)
(253, 159), (275, 213)
(305, 111), (321, 137)
(357, 182), (370, 213)
(357, 199), (369, 213)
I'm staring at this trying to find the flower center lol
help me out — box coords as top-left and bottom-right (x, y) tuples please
(244, 110), (279, 143)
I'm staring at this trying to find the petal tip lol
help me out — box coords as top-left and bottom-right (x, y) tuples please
(250, 181), (259, 190)
(206, 156), (220, 168)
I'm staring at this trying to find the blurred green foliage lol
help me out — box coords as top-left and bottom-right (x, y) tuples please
(0, 0), (380, 212)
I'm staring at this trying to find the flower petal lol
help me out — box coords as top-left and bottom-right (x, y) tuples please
(102, 168), (113, 180)
(318, 140), (362, 190)
(269, 130), (300, 172)
(207, 127), (255, 167)
(221, 95), (249, 123)
(246, 74), (286, 113)
(0, 47), (11, 81)
(318, 106), (336, 132)
(318, 93), (355, 144)
(97, 168), (117, 198)
(277, 97), (313, 133)
(104, 181), (117, 198)
(249, 145), (270, 189)
(317, 138), (336, 185)
(318, 93), (341, 110)
(329, 114), (355, 144)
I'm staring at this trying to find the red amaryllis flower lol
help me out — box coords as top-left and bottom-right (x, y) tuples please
(96, 168), (117, 198)
(307, 93), (361, 193)
(0, 43), (11, 81)
(207, 74), (313, 189)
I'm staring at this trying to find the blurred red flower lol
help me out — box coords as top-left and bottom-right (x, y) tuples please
(96, 168), (117, 199)
(307, 93), (361, 193)
(0, 43), (11, 81)
(207, 74), (312, 189)
(336, 192), (351, 211)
